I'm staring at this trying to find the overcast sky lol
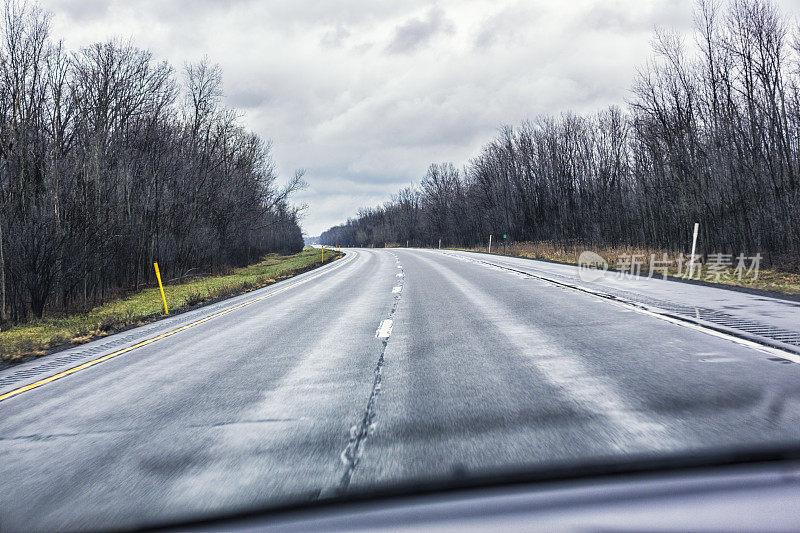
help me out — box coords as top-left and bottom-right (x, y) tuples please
(40, 0), (800, 235)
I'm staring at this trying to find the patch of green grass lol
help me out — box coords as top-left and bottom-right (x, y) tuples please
(0, 246), (340, 363)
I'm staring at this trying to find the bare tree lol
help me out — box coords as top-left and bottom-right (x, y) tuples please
(322, 0), (800, 275)
(0, 1), (306, 322)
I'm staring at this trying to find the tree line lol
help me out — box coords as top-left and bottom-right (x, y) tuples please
(0, 2), (306, 322)
(321, 0), (800, 272)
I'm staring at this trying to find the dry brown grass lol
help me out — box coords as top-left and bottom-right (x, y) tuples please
(461, 241), (800, 296)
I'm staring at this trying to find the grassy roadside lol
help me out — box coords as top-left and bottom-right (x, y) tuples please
(458, 241), (800, 296)
(0, 246), (341, 363)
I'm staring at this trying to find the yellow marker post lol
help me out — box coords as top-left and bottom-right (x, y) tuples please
(153, 262), (169, 314)
(0, 255), (356, 404)
(321, 245), (324, 264)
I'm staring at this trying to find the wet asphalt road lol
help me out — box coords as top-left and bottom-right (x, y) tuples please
(2, 248), (800, 531)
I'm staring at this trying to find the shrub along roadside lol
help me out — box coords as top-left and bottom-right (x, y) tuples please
(0, 247), (340, 363)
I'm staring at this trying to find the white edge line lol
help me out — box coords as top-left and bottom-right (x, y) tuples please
(608, 299), (800, 363)
(447, 252), (800, 364)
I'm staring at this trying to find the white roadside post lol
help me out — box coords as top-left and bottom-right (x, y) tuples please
(438, 238), (441, 250)
(688, 222), (699, 279)
(488, 234), (492, 254)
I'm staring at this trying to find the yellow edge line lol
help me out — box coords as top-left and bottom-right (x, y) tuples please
(0, 252), (354, 404)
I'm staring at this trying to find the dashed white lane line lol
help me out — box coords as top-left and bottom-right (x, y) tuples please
(340, 257), (404, 488)
(376, 319), (393, 339)
(396, 273), (403, 278)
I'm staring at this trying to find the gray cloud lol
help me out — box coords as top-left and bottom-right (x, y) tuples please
(320, 25), (351, 49)
(48, 0), (109, 21)
(385, 7), (454, 54)
(228, 85), (271, 109)
(474, 3), (538, 49)
(38, 0), (742, 235)
(579, 2), (691, 32)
